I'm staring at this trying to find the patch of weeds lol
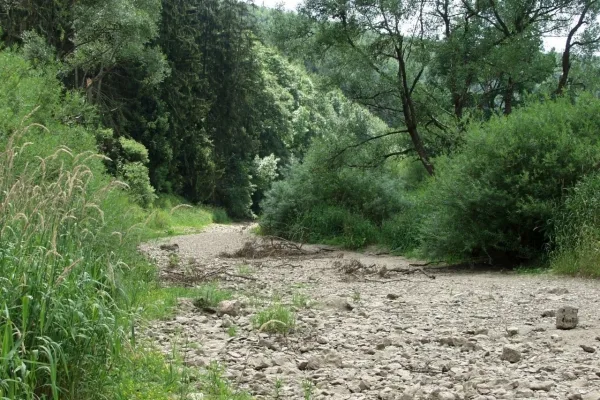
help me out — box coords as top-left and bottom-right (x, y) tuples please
(141, 286), (214, 320)
(292, 282), (310, 289)
(188, 342), (201, 350)
(352, 289), (361, 303)
(274, 377), (284, 399)
(193, 283), (232, 310)
(246, 294), (266, 308)
(514, 264), (548, 275)
(271, 290), (283, 303)
(227, 325), (238, 337)
(302, 379), (314, 400)
(237, 264), (255, 276)
(201, 362), (252, 400)
(168, 253), (180, 269)
(111, 347), (189, 400)
(252, 304), (296, 334)
(292, 292), (312, 309)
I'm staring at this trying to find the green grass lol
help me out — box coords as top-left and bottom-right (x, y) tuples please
(0, 51), (243, 400)
(201, 363), (253, 400)
(141, 284), (232, 320)
(192, 283), (233, 309)
(292, 292), (312, 309)
(227, 326), (238, 337)
(302, 379), (314, 400)
(109, 348), (189, 400)
(514, 264), (549, 275)
(552, 246), (600, 278)
(236, 264), (255, 276)
(252, 304), (296, 334)
(144, 194), (229, 238)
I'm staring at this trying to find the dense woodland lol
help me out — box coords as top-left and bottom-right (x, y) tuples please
(1, 0), (600, 398)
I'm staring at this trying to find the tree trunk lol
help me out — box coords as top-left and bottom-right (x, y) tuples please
(397, 45), (434, 176)
(504, 76), (513, 115)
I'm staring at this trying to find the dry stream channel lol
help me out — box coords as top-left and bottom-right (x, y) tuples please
(140, 224), (600, 400)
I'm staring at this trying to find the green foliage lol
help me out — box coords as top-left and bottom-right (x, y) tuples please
(110, 348), (188, 400)
(551, 172), (600, 277)
(121, 161), (157, 208)
(260, 90), (410, 248)
(201, 362), (253, 400)
(0, 50), (154, 399)
(192, 284), (233, 309)
(227, 326), (238, 337)
(252, 305), (296, 334)
(420, 96), (600, 261)
(145, 195), (229, 237)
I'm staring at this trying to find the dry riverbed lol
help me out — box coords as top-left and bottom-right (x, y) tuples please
(140, 224), (600, 400)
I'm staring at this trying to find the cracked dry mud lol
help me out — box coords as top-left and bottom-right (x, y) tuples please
(140, 224), (600, 400)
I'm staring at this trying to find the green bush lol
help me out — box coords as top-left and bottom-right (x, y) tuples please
(260, 95), (410, 249)
(420, 96), (600, 262)
(552, 172), (600, 277)
(121, 161), (157, 208)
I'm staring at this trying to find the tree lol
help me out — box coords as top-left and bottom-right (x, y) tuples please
(556, 0), (600, 94)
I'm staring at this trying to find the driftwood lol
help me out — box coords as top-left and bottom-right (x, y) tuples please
(378, 265), (436, 280)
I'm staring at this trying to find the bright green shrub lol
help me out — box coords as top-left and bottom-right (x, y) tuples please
(121, 161), (157, 208)
(420, 96), (600, 261)
(552, 172), (600, 277)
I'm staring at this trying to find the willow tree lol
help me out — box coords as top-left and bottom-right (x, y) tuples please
(302, 0), (436, 175)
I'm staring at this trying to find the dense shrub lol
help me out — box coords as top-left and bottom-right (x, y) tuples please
(260, 93), (411, 248)
(420, 96), (600, 262)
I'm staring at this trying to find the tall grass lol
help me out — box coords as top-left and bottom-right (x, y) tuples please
(0, 121), (137, 399)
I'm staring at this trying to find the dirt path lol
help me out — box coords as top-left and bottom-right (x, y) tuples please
(141, 224), (600, 400)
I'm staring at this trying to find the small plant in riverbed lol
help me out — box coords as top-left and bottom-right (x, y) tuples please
(271, 290), (283, 303)
(227, 325), (238, 337)
(201, 362), (252, 400)
(292, 292), (312, 309)
(274, 377), (284, 399)
(352, 288), (361, 303)
(168, 253), (180, 268)
(302, 379), (314, 400)
(192, 283), (232, 309)
(236, 264), (255, 276)
(252, 304), (296, 334)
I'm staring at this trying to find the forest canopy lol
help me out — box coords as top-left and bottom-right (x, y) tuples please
(2, 0), (600, 262)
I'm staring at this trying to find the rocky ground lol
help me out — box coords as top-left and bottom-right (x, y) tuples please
(140, 224), (600, 400)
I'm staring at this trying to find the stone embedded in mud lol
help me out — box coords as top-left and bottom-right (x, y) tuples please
(548, 287), (569, 295)
(500, 345), (521, 363)
(529, 381), (554, 392)
(580, 344), (596, 353)
(556, 306), (579, 330)
(506, 327), (519, 336)
(542, 310), (556, 318)
(217, 299), (241, 317)
(324, 295), (354, 311)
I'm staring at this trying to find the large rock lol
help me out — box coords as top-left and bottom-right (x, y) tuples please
(500, 345), (521, 363)
(217, 300), (241, 317)
(556, 306), (579, 330)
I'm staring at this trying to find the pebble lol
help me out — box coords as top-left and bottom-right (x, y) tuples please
(580, 345), (596, 353)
